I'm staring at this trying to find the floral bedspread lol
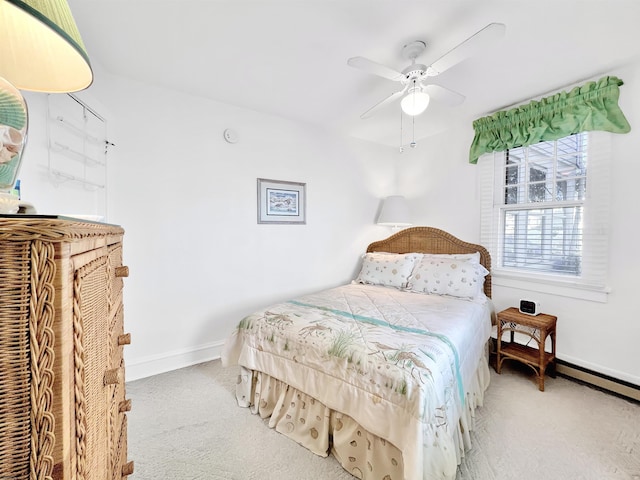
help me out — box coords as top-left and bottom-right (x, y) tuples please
(222, 283), (492, 479)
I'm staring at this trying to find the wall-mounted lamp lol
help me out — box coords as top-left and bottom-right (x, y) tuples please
(400, 81), (430, 116)
(0, 0), (92, 199)
(377, 195), (412, 231)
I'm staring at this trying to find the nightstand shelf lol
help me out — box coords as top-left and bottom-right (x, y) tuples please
(496, 307), (557, 391)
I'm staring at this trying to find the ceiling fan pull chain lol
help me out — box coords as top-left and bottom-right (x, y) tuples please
(410, 115), (417, 148)
(399, 109), (404, 153)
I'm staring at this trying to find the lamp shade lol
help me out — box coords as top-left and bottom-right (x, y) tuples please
(0, 0), (91, 192)
(377, 195), (412, 227)
(401, 87), (430, 116)
(0, 0), (93, 92)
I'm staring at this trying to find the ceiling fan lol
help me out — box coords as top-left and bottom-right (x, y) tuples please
(347, 23), (506, 119)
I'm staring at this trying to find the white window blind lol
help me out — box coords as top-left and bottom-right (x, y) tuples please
(479, 131), (611, 293)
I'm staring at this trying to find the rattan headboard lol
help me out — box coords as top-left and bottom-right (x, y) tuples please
(366, 226), (492, 298)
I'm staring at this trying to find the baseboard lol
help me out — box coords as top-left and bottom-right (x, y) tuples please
(489, 331), (640, 402)
(556, 359), (640, 403)
(125, 341), (224, 382)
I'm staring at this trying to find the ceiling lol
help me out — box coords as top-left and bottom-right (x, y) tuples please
(67, 0), (640, 148)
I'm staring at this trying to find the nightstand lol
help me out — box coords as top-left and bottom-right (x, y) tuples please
(496, 307), (557, 391)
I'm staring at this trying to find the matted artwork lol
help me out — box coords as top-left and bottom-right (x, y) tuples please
(257, 178), (306, 224)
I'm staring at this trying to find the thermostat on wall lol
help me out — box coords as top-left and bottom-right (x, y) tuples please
(519, 299), (541, 316)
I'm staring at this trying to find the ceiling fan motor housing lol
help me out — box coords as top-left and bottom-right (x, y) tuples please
(347, 24), (506, 118)
(401, 64), (428, 83)
(401, 40), (439, 80)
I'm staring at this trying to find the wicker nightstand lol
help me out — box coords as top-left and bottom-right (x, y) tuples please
(496, 307), (557, 391)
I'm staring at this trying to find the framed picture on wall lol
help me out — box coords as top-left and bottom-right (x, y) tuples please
(257, 178), (306, 224)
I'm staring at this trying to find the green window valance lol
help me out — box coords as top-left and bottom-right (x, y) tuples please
(469, 76), (631, 164)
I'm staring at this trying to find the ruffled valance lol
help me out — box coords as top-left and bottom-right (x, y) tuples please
(469, 76), (631, 164)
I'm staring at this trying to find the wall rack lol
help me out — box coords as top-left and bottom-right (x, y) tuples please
(46, 93), (111, 191)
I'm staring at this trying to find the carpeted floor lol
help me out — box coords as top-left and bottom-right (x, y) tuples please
(126, 360), (640, 480)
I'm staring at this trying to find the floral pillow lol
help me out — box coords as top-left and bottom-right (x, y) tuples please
(420, 252), (481, 264)
(407, 256), (489, 299)
(354, 252), (422, 289)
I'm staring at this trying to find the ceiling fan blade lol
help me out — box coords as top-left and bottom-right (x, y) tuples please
(360, 88), (407, 119)
(429, 23), (506, 76)
(347, 56), (405, 82)
(424, 84), (465, 107)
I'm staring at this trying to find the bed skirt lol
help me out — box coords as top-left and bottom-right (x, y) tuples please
(233, 347), (491, 480)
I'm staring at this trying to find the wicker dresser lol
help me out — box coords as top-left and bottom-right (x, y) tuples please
(0, 217), (134, 480)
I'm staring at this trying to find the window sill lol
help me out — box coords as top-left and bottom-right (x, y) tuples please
(491, 271), (610, 303)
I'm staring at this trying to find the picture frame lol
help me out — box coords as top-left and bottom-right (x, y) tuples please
(257, 178), (306, 224)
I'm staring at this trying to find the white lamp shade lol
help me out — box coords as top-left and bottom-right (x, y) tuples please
(377, 195), (412, 227)
(401, 88), (430, 116)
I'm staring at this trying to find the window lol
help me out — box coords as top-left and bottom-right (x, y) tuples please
(502, 133), (587, 276)
(479, 131), (611, 295)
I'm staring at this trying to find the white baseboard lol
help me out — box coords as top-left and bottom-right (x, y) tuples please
(125, 341), (225, 382)
(557, 354), (640, 388)
(556, 359), (640, 403)
(489, 330), (640, 401)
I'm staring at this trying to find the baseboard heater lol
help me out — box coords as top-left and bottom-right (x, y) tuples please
(556, 359), (640, 403)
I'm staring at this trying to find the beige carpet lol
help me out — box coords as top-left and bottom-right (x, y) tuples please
(126, 360), (640, 480)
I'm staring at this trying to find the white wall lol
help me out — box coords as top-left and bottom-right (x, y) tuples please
(18, 92), (109, 217)
(397, 123), (481, 242)
(399, 62), (640, 386)
(18, 66), (399, 380)
(18, 59), (639, 386)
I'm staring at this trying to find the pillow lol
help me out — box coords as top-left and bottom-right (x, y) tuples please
(407, 256), (489, 300)
(420, 252), (481, 264)
(354, 252), (422, 289)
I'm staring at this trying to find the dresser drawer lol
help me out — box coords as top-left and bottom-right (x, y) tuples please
(110, 305), (128, 367)
(107, 243), (127, 310)
(111, 415), (133, 480)
(109, 377), (133, 478)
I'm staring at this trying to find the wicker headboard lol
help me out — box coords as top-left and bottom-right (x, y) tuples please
(366, 226), (492, 298)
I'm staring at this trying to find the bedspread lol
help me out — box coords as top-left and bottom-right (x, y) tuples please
(222, 283), (493, 479)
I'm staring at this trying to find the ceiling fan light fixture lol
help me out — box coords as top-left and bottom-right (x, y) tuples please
(401, 87), (430, 116)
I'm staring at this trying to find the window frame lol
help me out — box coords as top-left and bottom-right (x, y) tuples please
(498, 133), (587, 277)
(478, 131), (612, 302)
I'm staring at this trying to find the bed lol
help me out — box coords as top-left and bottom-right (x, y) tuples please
(221, 226), (493, 480)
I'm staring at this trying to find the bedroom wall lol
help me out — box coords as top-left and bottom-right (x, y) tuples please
(16, 94), (108, 218)
(398, 61), (640, 387)
(17, 58), (639, 386)
(19, 65), (399, 381)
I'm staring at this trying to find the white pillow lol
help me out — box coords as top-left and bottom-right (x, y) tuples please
(355, 252), (422, 289)
(420, 252), (481, 264)
(408, 256), (489, 299)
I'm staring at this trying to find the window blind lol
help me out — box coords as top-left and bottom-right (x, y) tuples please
(479, 131), (611, 291)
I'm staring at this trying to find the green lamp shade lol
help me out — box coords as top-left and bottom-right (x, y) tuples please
(0, 0), (93, 92)
(0, 0), (92, 191)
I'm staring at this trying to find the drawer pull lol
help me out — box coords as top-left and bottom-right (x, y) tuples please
(122, 461), (135, 476)
(115, 266), (129, 278)
(119, 399), (132, 413)
(104, 368), (121, 385)
(118, 333), (131, 346)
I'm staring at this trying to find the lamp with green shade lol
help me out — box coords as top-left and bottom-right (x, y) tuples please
(0, 0), (92, 211)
